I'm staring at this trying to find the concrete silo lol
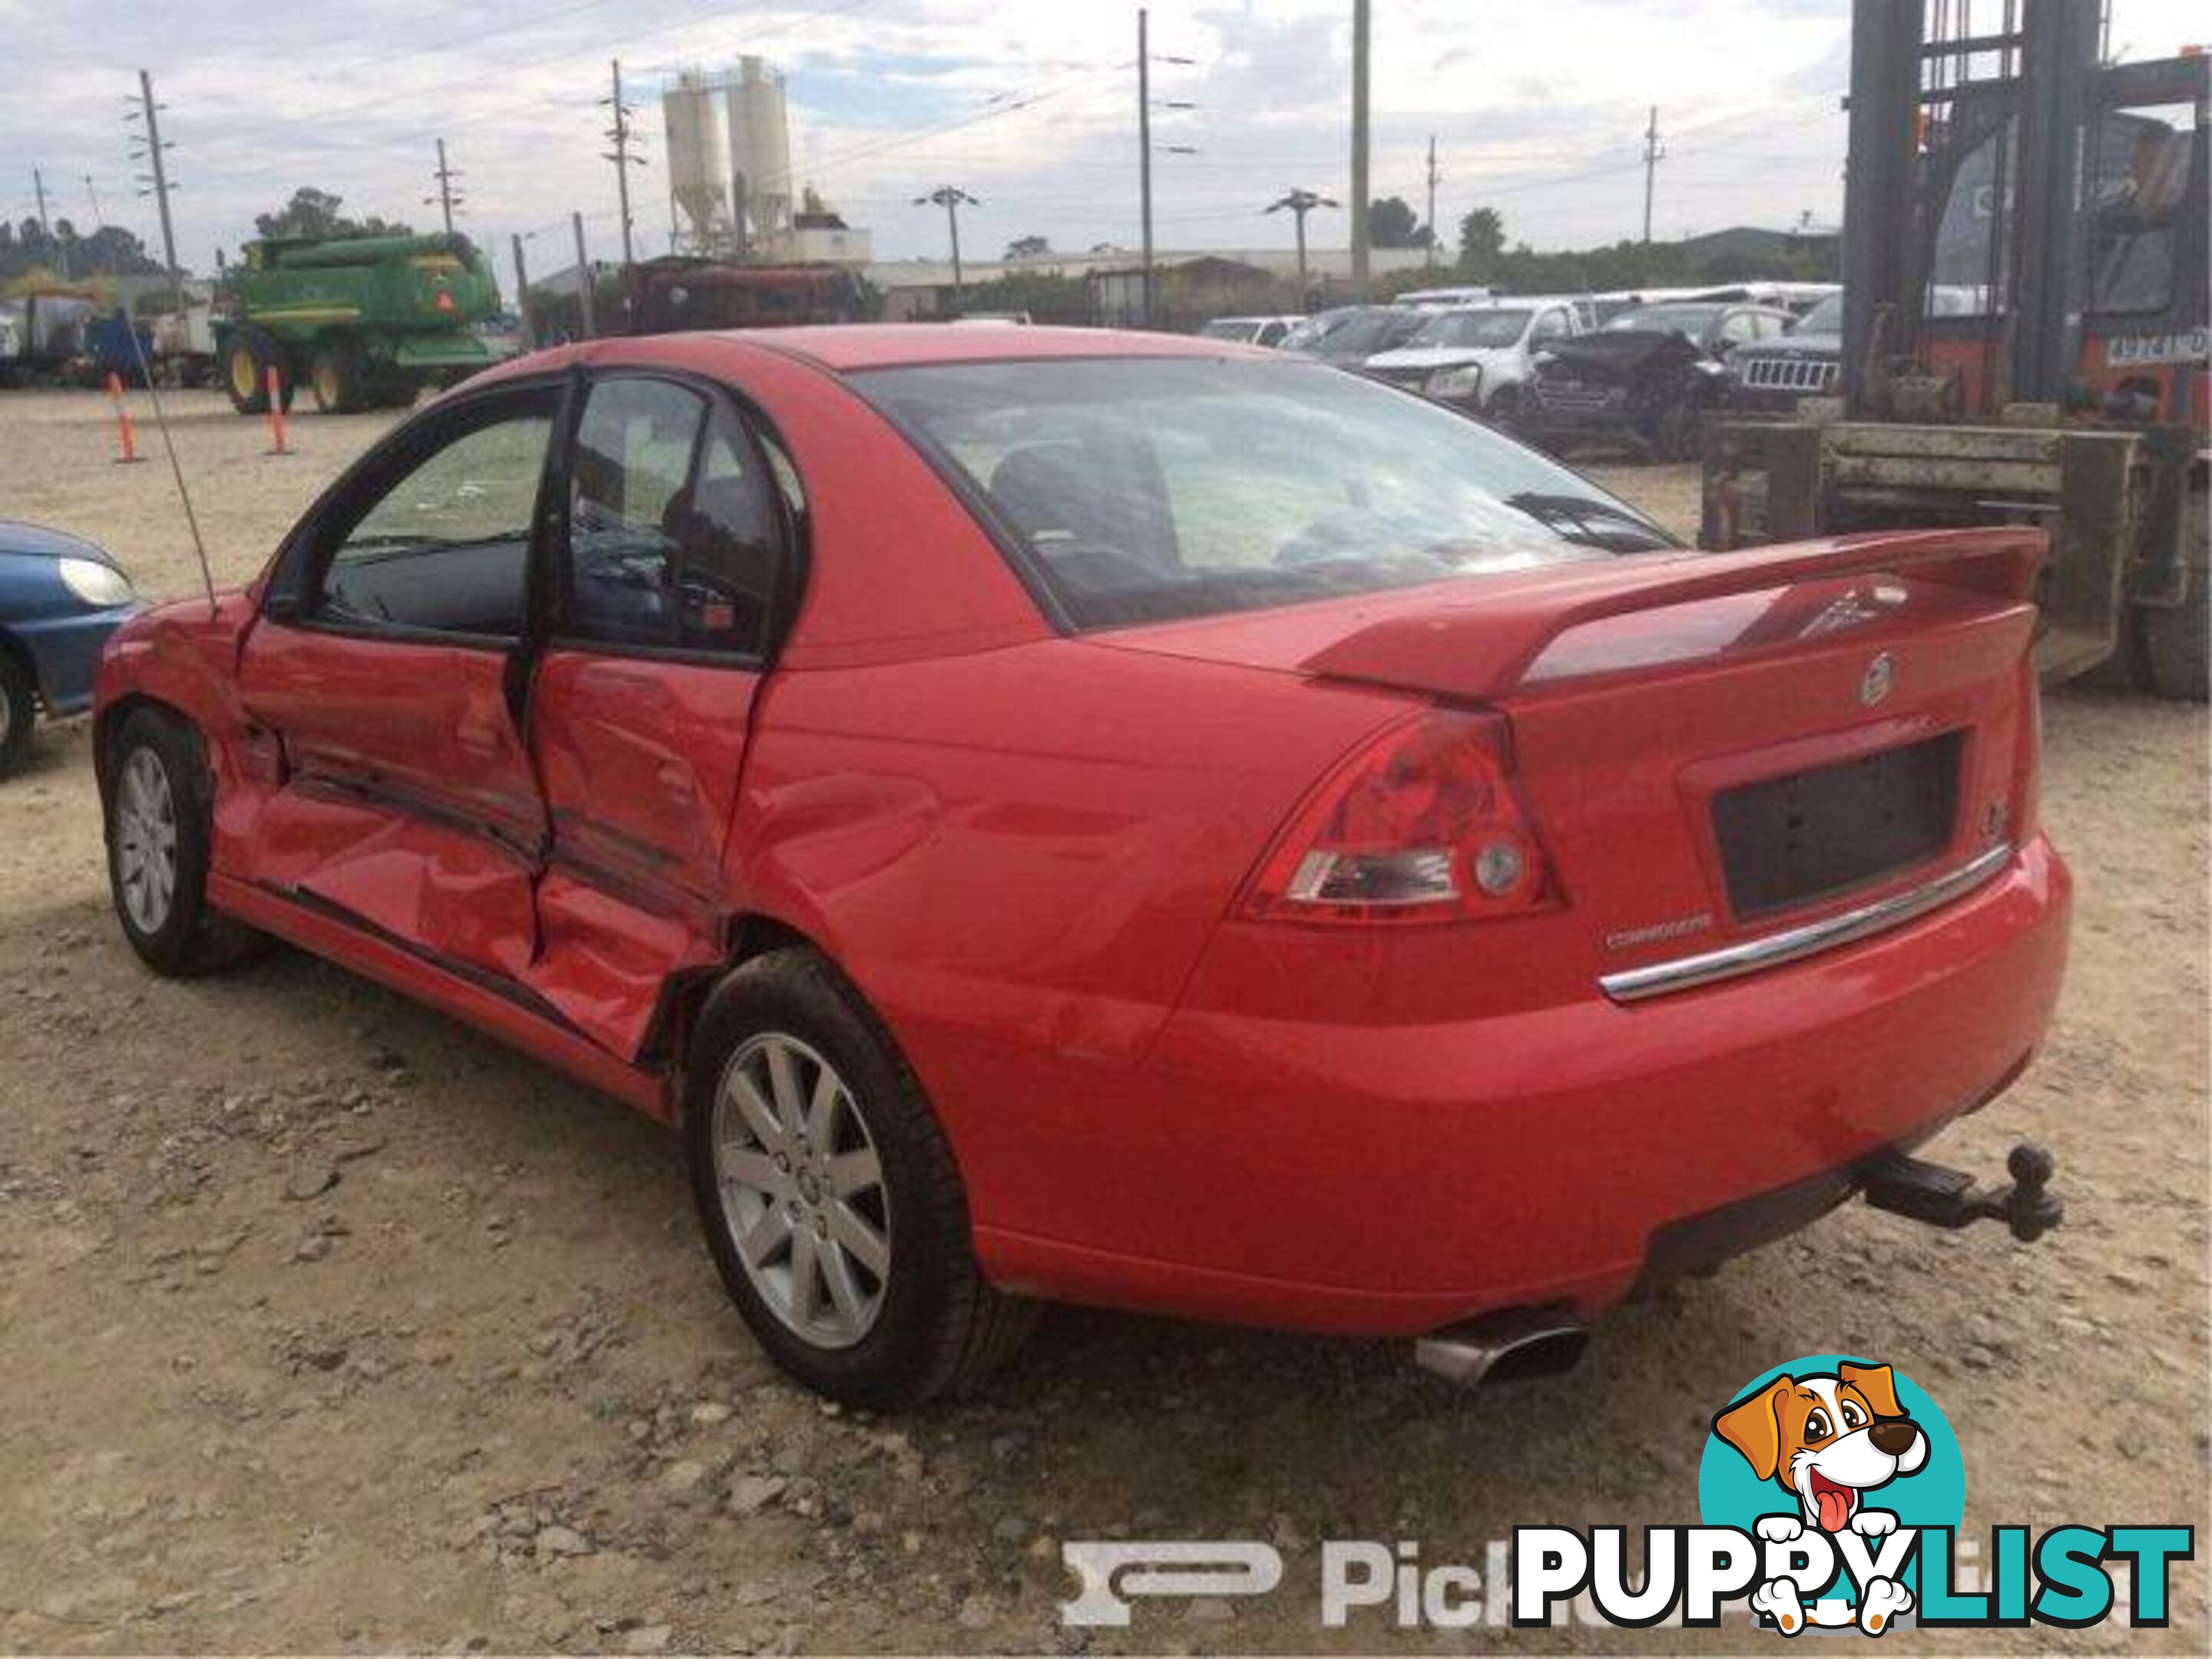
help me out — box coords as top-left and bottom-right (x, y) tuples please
(727, 56), (794, 253)
(663, 70), (733, 253)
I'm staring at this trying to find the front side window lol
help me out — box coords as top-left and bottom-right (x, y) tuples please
(863, 357), (1674, 631)
(567, 376), (781, 657)
(320, 394), (554, 638)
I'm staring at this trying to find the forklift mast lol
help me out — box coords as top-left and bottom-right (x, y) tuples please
(1843, 0), (2104, 416)
(1704, 0), (2207, 700)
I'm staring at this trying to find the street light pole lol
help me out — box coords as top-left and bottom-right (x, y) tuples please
(1265, 188), (1338, 294)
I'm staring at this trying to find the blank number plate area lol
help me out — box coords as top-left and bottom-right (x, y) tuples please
(1712, 732), (1964, 919)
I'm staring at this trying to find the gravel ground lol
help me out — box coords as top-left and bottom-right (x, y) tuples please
(0, 389), (2205, 1653)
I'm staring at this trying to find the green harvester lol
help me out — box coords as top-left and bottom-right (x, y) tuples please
(217, 231), (509, 416)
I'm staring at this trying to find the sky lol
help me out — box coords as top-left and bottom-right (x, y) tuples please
(2, 0), (2205, 282)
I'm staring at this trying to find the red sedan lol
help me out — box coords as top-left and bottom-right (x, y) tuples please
(94, 326), (2069, 1406)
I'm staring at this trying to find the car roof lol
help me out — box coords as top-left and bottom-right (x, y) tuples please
(716, 323), (1263, 373)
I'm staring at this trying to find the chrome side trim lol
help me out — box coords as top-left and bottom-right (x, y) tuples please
(1599, 843), (2018, 1003)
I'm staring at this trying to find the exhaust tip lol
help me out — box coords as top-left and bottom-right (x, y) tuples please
(1414, 1307), (1590, 1389)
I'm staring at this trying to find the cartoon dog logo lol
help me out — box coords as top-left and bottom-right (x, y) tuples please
(1712, 1360), (1928, 1635)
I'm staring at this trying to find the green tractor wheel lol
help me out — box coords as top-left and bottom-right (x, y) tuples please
(224, 336), (269, 415)
(309, 346), (364, 415)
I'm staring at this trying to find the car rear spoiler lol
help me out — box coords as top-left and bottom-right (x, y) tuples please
(1301, 527), (2047, 700)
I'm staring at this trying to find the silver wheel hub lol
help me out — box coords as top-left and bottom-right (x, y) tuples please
(711, 1032), (891, 1349)
(114, 747), (179, 935)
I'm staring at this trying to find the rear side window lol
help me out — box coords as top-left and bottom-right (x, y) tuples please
(566, 377), (782, 658)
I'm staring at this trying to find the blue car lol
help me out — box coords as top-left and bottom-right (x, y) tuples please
(1, 520), (141, 775)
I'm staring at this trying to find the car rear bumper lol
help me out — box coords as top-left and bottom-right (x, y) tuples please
(966, 834), (2070, 1335)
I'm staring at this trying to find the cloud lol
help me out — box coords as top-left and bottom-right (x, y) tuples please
(2, 0), (2202, 281)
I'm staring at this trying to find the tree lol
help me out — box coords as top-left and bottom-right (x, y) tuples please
(1367, 196), (1429, 249)
(74, 225), (162, 277)
(1003, 234), (1052, 261)
(253, 187), (413, 242)
(1458, 207), (1506, 270)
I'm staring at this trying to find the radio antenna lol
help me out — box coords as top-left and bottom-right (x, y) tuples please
(121, 310), (218, 615)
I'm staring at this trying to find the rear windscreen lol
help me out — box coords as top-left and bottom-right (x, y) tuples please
(857, 357), (1676, 630)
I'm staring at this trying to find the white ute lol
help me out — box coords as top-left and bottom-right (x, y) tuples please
(1363, 296), (1595, 424)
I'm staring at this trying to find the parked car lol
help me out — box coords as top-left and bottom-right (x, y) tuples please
(1525, 300), (1796, 458)
(1724, 290), (1844, 414)
(1395, 284), (1496, 309)
(94, 325), (2070, 1407)
(1723, 288), (1979, 417)
(1196, 315), (1300, 347)
(2, 521), (141, 775)
(1280, 303), (1431, 366)
(1363, 297), (1596, 424)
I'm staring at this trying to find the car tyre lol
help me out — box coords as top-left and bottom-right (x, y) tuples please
(684, 947), (1037, 1409)
(104, 708), (267, 975)
(0, 649), (35, 777)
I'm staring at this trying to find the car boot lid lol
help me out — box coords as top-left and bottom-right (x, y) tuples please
(1091, 527), (2045, 702)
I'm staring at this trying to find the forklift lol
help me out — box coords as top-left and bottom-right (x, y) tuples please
(1702, 0), (2208, 700)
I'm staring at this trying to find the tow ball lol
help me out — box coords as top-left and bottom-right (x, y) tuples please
(1859, 1141), (2063, 1243)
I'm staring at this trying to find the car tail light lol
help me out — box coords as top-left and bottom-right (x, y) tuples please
(1240, 708), (1554, 925)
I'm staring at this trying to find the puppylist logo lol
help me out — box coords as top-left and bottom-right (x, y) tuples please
(1062, 1354), (2196, 1635)
(1517, 1353), (2193, 1636)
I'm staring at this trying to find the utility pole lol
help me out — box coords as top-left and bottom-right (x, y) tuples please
(511, 233), (533, 349)
(1134, 8), (1199, 329)
(429, 138), (462, 235)
(84, 174), (106, 230)
(602, 59), (646, 267)
(914, 185), (979, 310)
(571, 210), (595, 339)
(1423, 134), (1440, 268)
(31, 166), (67, 277)
(1641, 104), (1665, 243)
(130, 71), (186, 320)
(1265, 188), (1338, 293)
(1349, 0), (1372, 287)
(1138, 8), (1154, 326)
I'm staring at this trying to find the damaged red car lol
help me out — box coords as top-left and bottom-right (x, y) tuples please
(94, 326), (2070, 1406)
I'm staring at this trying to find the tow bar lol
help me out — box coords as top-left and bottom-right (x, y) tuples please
(1861, 1141), (2063, 1243)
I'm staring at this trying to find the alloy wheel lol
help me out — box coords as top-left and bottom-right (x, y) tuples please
(115, 747), (179, 934)
(711, 1031), (892, 1349)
